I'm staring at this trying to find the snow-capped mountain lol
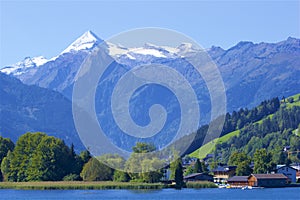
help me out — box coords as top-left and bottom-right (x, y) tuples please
(61, 31), (102, 54)
(1, 31), (299, 108)
(1, 31), (300, 151)
(1, 30), (300, 109)
(1, 56), (49, 76)
(107, 42), (199, 60)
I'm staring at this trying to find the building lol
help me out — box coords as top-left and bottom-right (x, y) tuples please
(227, 176), (249, 188)
(183, 173), (213, 182)
(290, 165), (300, 182)
(203, 154), (214, 162)
(248, 174), (287, 188)
(276, 166), (297, 183)
(213, 166), (236, 184)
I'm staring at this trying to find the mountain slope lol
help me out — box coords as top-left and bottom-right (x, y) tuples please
(190, 93), (300, 159)
(1, 32), (299, 113)
(0, 31), (299, 152)
(216, 37), (300, 111)
(0, 73), (84, 149)
(1, 31), (102, 99)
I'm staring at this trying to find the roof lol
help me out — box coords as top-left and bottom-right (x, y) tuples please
(291, 165), (300, 171)
(277, 165), (297, 171)
(228, 176), (248, 182)
(184, 173), (209, 179)
(212, 166), (237, 172)
(251, 174), (287, 179)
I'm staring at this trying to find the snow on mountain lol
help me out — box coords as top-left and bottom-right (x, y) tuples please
(31, 56), (49, 66)
(1, 30), (299, 152)
(1, 56), (49, 75)
(107, 42), (197, 61)
(61, 31), (101, 54)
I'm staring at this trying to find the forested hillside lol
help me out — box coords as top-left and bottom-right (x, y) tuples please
(191, 94), (300, 164)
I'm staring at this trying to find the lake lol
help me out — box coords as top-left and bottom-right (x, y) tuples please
(0, 188), (299, 200)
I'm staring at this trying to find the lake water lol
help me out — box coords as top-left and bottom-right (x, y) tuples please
(0, 188), (299, 200)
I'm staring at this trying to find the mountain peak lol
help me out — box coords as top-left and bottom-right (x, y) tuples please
(61, 30), (102, 54)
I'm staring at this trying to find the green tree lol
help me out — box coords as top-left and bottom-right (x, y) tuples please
(80, 157), (113, 181)
(0, 137), (14, 163)
(184, 165), (194, 176)
(194, 159), (203, 173)
(174, 159), (184, 189)
(201, 161), (209, 173)
(2, 132), (80, 182)
(9, 132), (46, 181)
(132, 142), (156, 153)
(1, 150), (13, 181)
(140, 157), (164, 183)
(253, 148), (273, 173)
(236, 161), (252, 176)
(0, 137), (14, 181)
(79, 150), (91, 164)
(113, 170), (130, 182)
(27, 135), (73, 181)
(125, 142), (164, 182)
(228, 152), (249, 166)
(209, 160), (218, 171)
(170, 158), (184, 189)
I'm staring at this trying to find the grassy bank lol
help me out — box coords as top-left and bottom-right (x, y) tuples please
(185, 181), (218, 189)
(0, 181), (166, 190)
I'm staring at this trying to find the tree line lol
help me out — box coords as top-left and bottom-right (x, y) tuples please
(213, 103), (300, 168)
(185, 97), (281, 154)
(0, 133), (186, 188)
(0, 132), (91, 182)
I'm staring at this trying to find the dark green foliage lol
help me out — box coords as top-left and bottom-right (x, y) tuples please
(8, 132), (46, 181)
(185, 97), (280, 155)
(184, 165), (194, 176)
(201, 161), (209, 173)
(228, 152), (252, 175)
(221, 97), (280, 137)
(0, 137), (14, 181)
(253, 149), (274, 173)
(214, 105), (300, 164)
(113, 170), (130, 182)
(228, 152), (249, 166)
(170, 158), (184, 189)
(63, 174), (82, 181)
(125, 142), (164, 183)
(0, 132), (88, 182)
(79, 150), (92, 164)
(236, 161), (252, 176)
(194, 159), (202, 173)
(0, 137), (14, 164)
(174, 160), (184, 189)
(141, 171), (164, 183)
(80, 158), (113, 181)
(26, 135), (73, 181)
(1, 151), (13, 181)
(132, 142), (156, 153)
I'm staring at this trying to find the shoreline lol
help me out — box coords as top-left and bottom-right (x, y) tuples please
(0, 181), (166, 190)
(1, 181), (297, 190)
(0, 181), (217, 190)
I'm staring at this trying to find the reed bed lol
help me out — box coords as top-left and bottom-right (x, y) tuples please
(185, 181), (217, 189)
(0, 181), (166, 190)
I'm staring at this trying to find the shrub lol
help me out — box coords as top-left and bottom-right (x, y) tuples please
(63, 174), (82, 181)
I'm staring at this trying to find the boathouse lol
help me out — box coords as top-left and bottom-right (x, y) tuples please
(248, 174), (287, 188)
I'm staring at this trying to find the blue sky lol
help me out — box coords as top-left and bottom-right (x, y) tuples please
(0, 1), (299, 67)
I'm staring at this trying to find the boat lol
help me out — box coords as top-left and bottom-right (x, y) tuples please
(241, 186), (252, 190)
